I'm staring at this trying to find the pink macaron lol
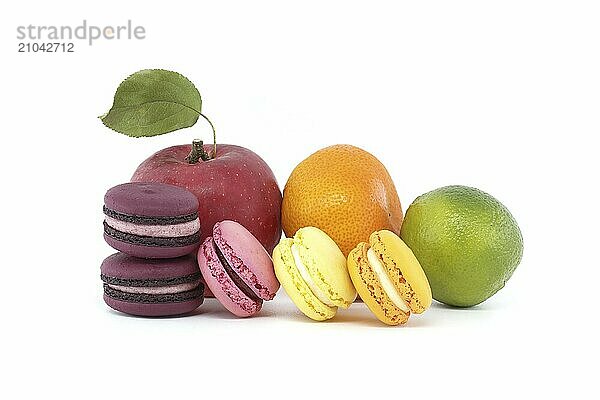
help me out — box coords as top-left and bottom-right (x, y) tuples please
(198, 220), (279, 317)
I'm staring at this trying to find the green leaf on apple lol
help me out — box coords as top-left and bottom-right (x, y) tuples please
(100, 69), (202, 137)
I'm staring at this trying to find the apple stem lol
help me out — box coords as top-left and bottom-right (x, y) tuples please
(199, 113), (217, 158)
(186, 139), (210, 163)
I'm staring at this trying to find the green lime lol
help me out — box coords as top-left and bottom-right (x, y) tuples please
(400, 185), (523, 307)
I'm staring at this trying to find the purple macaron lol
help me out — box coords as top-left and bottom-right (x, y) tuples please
(198, 220), (280, 317)
(101, 253), (204, 316)
(103, 182), (201, 258)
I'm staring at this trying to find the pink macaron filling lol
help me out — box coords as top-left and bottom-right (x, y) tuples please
(104, 216), (200, 238)
(108, 280), (202, 295)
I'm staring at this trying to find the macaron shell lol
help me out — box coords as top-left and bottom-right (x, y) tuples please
(370, 230), (432, 313)
(213, 220), (279, 300)
(198, 237), (262, 317)
(104, 295), (203, 317)
(104, 234), (199, 259)
(101, 253), (200, 279)
(273, 238), (336, 321)
(105, 182), (199, 217)
(347, 242), (410, 325)
(293, 227), (356, 308)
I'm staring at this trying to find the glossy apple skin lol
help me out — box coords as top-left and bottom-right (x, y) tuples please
(131, 144), (282, 254)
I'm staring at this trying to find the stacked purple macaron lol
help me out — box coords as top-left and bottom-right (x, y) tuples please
(101, 182), (205, 316)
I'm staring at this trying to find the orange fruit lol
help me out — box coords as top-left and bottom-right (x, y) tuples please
(282, 144), (403, 256)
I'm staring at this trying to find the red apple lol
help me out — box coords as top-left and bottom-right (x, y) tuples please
(131, 142), (282, 254)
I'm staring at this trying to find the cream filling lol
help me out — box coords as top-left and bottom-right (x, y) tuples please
(291, 243), (336, 307)
(367, 248), (410, 313)
(109, 280), (200, 295)
(105, 216), (200, 238)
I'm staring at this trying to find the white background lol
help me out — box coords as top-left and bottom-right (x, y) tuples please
(2, 1), (598, 398)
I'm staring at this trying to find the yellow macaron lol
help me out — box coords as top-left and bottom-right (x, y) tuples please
(347, 230), (432, 325)
(273, 227), (357, 321)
